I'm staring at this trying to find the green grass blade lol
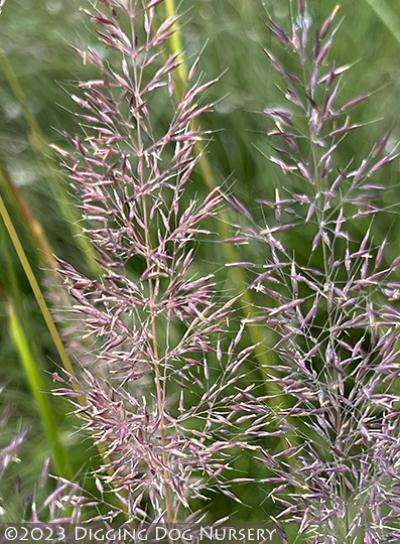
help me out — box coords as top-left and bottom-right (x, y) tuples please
(363, 0), (400, 46)
(163, 0), (285, 403)
(6, 298), (72, 478)
(0, 194), (79, 385)
(0, 163), (58, 270)
(165, 0), (188, 98)
(0, 193), (131, 515)
(0, 51), (100, 276)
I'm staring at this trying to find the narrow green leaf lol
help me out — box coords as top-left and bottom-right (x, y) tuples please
(162, 0), (286, 406)
(7, 299), (72, 478)
(0, 194), (79, 387)
(0, 51), (100, 276)
(0, 163), (58, 270)
(364, 0), (400, 46)
(0, 194), (130, 512)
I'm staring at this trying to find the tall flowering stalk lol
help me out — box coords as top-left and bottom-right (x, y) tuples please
(55, 0), (253, 524)
(230, 2), (400, 542)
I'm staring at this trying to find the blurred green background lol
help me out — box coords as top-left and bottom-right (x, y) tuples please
(0, 0), (400, 523)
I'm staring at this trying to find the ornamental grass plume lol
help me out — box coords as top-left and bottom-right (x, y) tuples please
(228, 2), (400, 542)
(54, 0), (254, 524)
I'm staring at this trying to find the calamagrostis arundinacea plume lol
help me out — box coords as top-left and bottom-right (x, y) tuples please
(229, 2), (400, 542)
(54, 0), (255, 524)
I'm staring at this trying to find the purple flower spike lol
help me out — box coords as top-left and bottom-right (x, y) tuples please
(53, 0), (256, 524)
(228, 2), (400, 541)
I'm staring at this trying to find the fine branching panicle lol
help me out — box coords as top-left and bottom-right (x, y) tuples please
(228, 2), (400, 542)
(55, 0), (254, 523)
(4, 0), (400, 536)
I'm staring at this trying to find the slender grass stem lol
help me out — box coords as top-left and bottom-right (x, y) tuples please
(0, 162), (57, 270)
(0, 192), (131, 517)
(165, 0), (188, 97)
(162, 1), (285, 405)
(0, 217), (72, 478)
(0, 194), (79, 384)
(0, 51), (100, 276)
(132, 27), (173, 517)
